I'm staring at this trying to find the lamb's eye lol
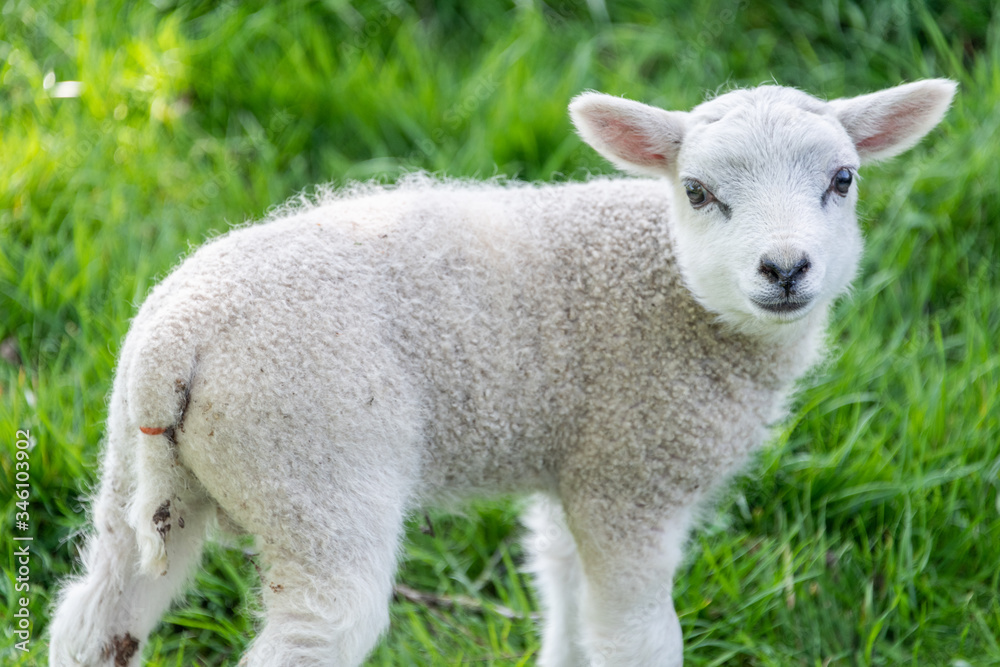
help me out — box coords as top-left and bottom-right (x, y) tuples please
(684, 180), (710, 208)
(832, 168), (852, 196)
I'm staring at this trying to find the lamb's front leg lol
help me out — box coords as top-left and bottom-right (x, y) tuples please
(524, 495), (589, 667)
(566, 498), (695, 667)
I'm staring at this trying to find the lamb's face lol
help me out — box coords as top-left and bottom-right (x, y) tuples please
(668, 90), (863, 328)
(570, 80), (956, 334)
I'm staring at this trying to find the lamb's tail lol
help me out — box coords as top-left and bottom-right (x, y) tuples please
(123, 317), (200, 577)
(49, 318), (213, 666)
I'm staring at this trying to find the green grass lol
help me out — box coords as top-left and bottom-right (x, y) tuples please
(2, 0), (998, 664)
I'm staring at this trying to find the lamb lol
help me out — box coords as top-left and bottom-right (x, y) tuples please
(49, 79), (955, 667)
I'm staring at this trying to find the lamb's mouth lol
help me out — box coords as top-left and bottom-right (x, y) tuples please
(751, 297), (812, 316)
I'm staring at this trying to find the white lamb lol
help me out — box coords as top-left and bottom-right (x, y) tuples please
(49, 79), (955, 666)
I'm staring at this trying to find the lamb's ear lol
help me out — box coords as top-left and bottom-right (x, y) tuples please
(830, 79), (957, 163)
(570, 92), (687, 177)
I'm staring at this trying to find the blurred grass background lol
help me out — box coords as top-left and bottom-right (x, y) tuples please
(1, 0), (998, 664)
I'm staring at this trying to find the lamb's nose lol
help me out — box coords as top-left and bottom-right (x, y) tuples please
(759, 256), (811, 295)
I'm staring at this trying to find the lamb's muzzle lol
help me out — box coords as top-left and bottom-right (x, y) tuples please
(759, 255), (811, 292)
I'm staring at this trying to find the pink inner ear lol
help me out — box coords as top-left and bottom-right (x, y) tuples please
(594, 113), (664, 167)
(856, 117), (906, 153)
(854, 99), (930, 154)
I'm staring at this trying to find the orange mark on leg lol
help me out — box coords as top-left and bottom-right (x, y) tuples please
(139, 426), (166, 436)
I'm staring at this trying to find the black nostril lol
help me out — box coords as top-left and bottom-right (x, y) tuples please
(791, 257), (811, 278)
(759, 259), (782, 284)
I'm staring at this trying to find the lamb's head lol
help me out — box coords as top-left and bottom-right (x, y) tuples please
(570, 80), (955, 334)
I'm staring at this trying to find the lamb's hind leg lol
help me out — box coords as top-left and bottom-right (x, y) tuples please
(235, 466), (411, 667)
(178, 352), (422, 666)
(49, 388), (214, 667)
